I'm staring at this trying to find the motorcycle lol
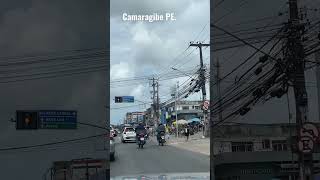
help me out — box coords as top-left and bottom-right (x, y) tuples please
(158, 131), (166, 146)
(137, 133), (147, 148)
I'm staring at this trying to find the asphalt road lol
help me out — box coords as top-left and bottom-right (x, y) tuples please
(110, 136), (210, 177)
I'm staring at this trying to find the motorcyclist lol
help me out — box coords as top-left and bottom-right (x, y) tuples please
(156, 123), (166, 141)
(135, 122), (147, 141)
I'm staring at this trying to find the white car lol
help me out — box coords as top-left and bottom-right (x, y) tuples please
(121, 127), (136, 143)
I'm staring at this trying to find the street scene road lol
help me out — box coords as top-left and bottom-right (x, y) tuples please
(110, 0), (211, 178)
(110, 135), (209, 177)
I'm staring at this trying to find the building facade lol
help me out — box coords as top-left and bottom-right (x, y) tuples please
(125, 112), (145, 124)
(213, 123), (320, 180)
(165, 100), (204, 123)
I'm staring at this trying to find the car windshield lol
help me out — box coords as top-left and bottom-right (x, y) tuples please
(125, 128), (134, 132)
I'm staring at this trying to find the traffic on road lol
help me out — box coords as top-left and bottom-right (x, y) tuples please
(110, 122), (209, 179)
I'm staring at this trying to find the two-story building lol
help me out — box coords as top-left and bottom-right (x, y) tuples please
(213, 123), (320, 180)
(164, 100), (204, 124)
(125, 112), (145, 124)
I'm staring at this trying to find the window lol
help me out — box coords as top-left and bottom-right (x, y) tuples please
(125, 128), (134, 132)
(272, 140), (288, 151)
(231, 142), (253, 152)
(194, 106), (200, 109)
(182, 106), (189, 110)
(262, 139), (270, 149)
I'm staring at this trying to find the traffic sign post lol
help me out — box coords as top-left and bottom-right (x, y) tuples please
(300, 123), (319, 141)
(115, 96), (134, 103)
(202, 100), (209, 111)
(122, 96), (134, 103)
(16, 111), (39, 130)
(115, 96), (123, 103)
(297, 123), (319, 154)
(298, 136), (314, 154)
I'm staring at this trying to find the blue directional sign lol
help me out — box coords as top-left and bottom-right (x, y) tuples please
(122, 96), (134, 103)
(39, 110), (77, 129)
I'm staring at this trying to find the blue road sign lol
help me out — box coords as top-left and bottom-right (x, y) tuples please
(39, 110), (77, 129)
(122, 96), (134, 103)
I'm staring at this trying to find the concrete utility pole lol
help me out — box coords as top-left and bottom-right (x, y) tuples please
(287, 0), (313, 179)
(316, 20), (320, 126)
(156, 81), (160, 125)
(216, 57), (222, 123)
(208, 57), (222, 180)
(150, 77), (157, 126)
(190, 42), (210, 137)
(175, 81), (179, 137)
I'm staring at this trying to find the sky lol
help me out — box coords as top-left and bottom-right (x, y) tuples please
(0, 0), (108, 179)
(110, 0), (210, 125)
(211, 0), (320, 124)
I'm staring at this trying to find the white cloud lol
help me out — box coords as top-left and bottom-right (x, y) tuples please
(110, 62), (133, 80)
(130, 84), (144, 97)
(110, 0), (210, 124)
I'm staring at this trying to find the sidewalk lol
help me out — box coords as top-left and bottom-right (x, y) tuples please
(153, 132), (210, 156)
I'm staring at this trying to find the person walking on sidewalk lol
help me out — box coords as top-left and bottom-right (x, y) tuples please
(165, 125), (170, 140)
(184, 125), (190, 141)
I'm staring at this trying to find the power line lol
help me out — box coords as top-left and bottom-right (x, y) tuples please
(0, 58), (106, 75)
(109, 103), (151, 110)
(0, 133), (106, 152)
(212, 27), (284, 88)
(214, 0), (226, 9)
(214, 0), (249, 24)
(212, 23), (279, 61)
(0, 50), (107, 67)
(0, 64), (107, 80)
(0, 47), (107, 62)
(0, 66), (106, 84)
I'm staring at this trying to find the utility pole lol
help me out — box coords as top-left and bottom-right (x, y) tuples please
(151, 78), (156, 126)
(210, 45), (215, 180)
(156, 81), (160, 126)
(190, 42), (210, 137)
(287, 0), (313, 179)
(150, 77), (159, 127)
(208, 57), (222, 180)
(316, 19), (320, 126)
(216, 57), (222, 125)
(175, 81), (179, 137)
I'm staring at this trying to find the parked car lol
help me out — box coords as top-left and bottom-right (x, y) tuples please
(121, 127), (136, 143)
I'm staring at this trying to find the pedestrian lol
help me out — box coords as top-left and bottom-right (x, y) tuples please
(172, 126), (175, 136)
(165, 125), (170, 140)
(184, 125), (190, 141)
(146, 126), (151, 140)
